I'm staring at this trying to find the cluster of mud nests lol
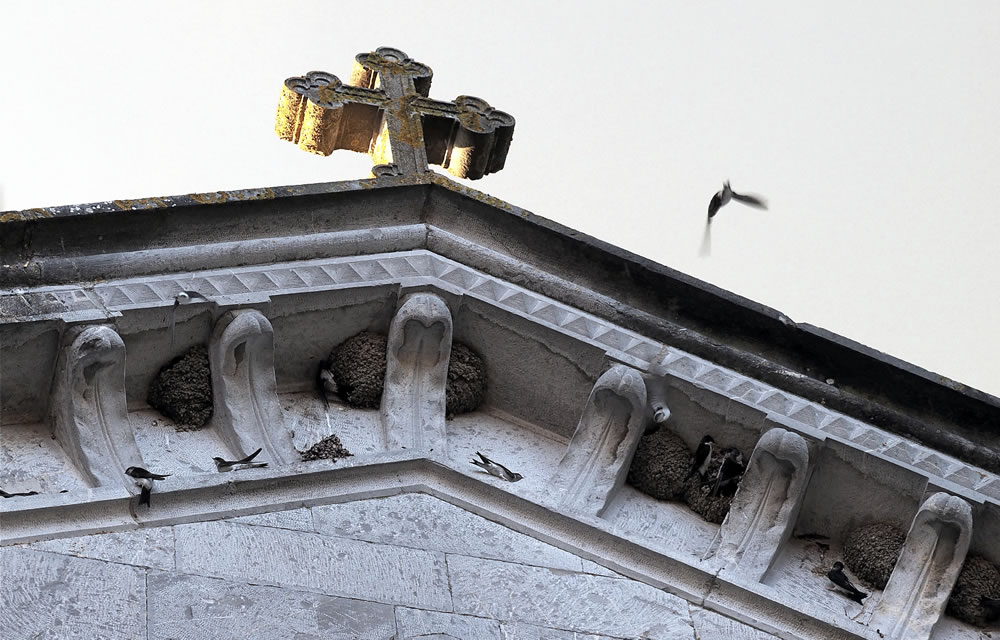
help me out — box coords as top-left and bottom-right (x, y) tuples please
(947, 554), (1000, 626)
(842, 521), (905, 589)
(322, 331), (488, 417)
(147, 345), (213, 430)
(300, 433), (353, 463)
(627, 429), (746, 524)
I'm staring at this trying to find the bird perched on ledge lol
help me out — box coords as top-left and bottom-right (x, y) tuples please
(471, 451), (523, 482)
(828, 561), (869, 604)
(125, 466), (171, 508)
(213, 447), (268, 472)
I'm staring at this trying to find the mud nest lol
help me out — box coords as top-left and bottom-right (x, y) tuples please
(842, 521), (905, 589)
(300, 433), (354, 463)
(445, 342), (487, 416)
(683, 452), (739, 525)
(946, 555), (1000, 626)
(147, 344), (213, 430)
(324, 332), (487, 416)
(627, 429), (691, 501)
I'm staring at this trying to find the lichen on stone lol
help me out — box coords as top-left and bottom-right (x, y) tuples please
(324, 331), (487, 415)
(147, 344), (213, 430)
(842, 521), (906, 589)
(300, 433), (354, 463)
(946, 554), (1000, 626)
(626, 429), (691, 501)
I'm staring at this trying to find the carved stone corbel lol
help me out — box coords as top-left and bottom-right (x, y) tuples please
(209, 310), (297, 465)
(552, 364), (648, 517)
(871, 492), (973, 640)
(49, 324), (144, 490)
(380, 292), (453, 453)
(717, 427), (810, 582)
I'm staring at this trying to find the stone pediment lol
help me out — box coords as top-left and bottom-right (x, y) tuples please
(2, 174), (1000, 639)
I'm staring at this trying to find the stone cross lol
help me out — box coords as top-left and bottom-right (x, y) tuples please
(275, 47), (515, 180)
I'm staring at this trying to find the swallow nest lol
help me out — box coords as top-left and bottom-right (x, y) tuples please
(946, 554), (1000, 627)
(147, 344), (213, 430)
(627, 430), (742, 524)
(300, 433), (353, 463)
(324, 331), (487, 416)
(842, 521), (905, 589)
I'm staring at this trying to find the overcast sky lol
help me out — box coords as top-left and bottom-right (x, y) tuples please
(2, 2), (998, 397)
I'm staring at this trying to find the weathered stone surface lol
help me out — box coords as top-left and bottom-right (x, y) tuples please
(552, 364), (648, 517)
(22, 526), (174, 570)
(0, 547), (145, 639)
(395, 607), (502, 640)
(872, 492), (973, 640)
(147, 571), (396, 640)
(448, 555), (695, 639)
(689, 606), (781, 639)
(174, 520), (452, 610)
(229, 506), (314, 532)
(313, 493), (587, 572)
(499, 622), (617, 639)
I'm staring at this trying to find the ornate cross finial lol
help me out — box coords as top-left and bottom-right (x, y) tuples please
(275, 47), (515, 180)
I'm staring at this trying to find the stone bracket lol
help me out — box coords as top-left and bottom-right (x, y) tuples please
(871, 491), (973, 640)
(49, 324), (145, 490)
(717, 427), (811, 582)
(380, 292), (453, 454)
(209, 310), (298, 465)
(551, 364), (648, 517)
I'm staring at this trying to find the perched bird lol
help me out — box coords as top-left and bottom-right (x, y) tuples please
(710, 448), (745, 497)
(213, 447), (268, 472)
(471, 451), (523, 482)
(983, 595), (1000, 623)
(827, 561), (868, 604)
(1, 488), (39, 498)
(173, 290), (211, 307)
(700, 181), (768, 257)
(125, 466), (170, 508)
(685, 435), (714, 481)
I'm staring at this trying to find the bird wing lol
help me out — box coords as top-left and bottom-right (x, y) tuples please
(730, 191), (768, 209)
(237, 448), (263, 464)
(708, 192), (723, 219)
(476, 451), (494, 465)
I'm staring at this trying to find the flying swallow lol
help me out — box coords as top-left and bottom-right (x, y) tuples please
(710, 448), (745, 497)
(828, 561), (868, 604)
(685, 435), (714, 481)
(173, 290), (211, 307)
(708, 181), (768, 220)
(471, 451), (523, 482)
(125, 466), (170, 508)
(0, 488), (39, 498)
(700, 181), (768, 257)
(213, 447), (268, 472)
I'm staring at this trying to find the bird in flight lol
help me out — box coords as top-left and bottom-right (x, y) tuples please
(700, 181), (768, 256)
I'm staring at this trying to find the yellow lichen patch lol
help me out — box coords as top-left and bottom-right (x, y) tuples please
(188, 188), (276, 205)
(1, 208), (53, 222)
(275, 85), (306, 142)
(298, 101), (342, 156)
(114, 197), (167, 210)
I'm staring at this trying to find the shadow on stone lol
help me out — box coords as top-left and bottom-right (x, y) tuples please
(147, 344), (213, 430)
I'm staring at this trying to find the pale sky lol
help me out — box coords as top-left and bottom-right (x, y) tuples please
(2, 2), (998, 397)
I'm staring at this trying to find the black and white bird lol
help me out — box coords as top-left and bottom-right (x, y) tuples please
(827, 561), (869, 604)
(710, 448), (745, 497)
(173, 290), (211, 307)
(471, 451), (523, 482)
(125, 466), (170, 508)
(213, 447), (268, 472)
(685, 435), (714, 481)
(700, 181), (768, 257)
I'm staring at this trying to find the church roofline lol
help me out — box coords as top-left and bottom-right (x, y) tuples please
(2, 172), (998, 472)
